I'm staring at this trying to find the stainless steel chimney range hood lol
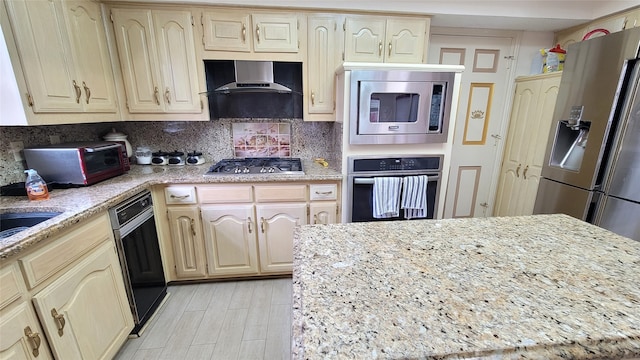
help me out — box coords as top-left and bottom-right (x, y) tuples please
(203, 59), (303, 119)
(214, 60), (292, 93)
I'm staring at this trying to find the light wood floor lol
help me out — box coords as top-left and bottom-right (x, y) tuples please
(114, 277), (293, 360)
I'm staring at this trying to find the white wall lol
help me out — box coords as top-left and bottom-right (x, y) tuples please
(514, 31), (556, 77)
(0, 25), (27, 125)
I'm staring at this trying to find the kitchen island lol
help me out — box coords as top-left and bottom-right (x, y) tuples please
(292, 214), (640, 359)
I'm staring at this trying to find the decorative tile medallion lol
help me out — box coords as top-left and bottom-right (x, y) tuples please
(232, 122), (291, 158)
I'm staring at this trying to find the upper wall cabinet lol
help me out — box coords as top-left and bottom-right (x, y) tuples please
(304, 14), (343, 121)
(343, 16), (429, 63)
(202, 10), (300, 54)
(111, 8), (202, 114)
(3, 0), (117, 116)
(555, 7), (640, 49)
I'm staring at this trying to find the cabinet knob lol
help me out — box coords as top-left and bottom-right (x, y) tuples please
(73, 80), (81, 104)
(190, 218), (196, 236)
(260, 217), (266, 233)
(388, 41), (392, 57)
(247, 217), (253, 233)
(516, 164), (521, 178)
(256, 24), (260, 43)
(311, 92), (315, 106)
(24, 326), (42, 357)
(523, 165), (529, 179)
(51, 308), (66, 336)
(165, 87), (171, 105)
(378, 41), (382, 57)
(241, 23), (246, 42)
(82, 81), (91, 104)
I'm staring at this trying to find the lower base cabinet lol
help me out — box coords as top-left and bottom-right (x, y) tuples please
(161, 182), (340, 280)
(0, 299), (53, 359)
(32, 242), (132, 360)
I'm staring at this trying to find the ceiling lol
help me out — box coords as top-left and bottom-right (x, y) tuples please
(122, 0), (640, 32)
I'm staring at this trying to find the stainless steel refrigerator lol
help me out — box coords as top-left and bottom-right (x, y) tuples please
(534, 26), (640, 241)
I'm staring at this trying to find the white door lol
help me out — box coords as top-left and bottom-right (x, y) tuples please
(428, 31), (517, 218)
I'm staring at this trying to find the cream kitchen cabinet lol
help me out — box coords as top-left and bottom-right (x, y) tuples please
(167, 207), (207, 279)
(31, 241), (132, 360)
(305, 14), (342, 121)
(202, 10), (300, 54)
(343, 16), (429, 63)
(494, 72), (561, 217)
(255, 204), (306, 273)
(111, 8), (202, 115)
(2, 0), (118, 119)
(309, 183), (339, 225)
(0, 212), (133, 360)
(0, 263), (52, 359)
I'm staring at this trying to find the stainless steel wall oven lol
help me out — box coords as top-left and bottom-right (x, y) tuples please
(109, 190), (167, 335)
(347, 155), (443, 222)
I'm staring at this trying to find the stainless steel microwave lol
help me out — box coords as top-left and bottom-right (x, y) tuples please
(23, 142), (130, 185)
(348, 69), (457, 145)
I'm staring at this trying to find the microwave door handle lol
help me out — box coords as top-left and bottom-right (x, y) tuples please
(85, 143), (123, 152)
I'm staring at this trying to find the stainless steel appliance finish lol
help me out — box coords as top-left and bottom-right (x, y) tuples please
(534, 27), (640, 241)
(348, 70), (456, 145)
(347, 155), (442, 222)
(214, 60), (292, 93)
(205, 157), (304, 175)
(109, 190), (167, 335)
(23, 141), (130, 185)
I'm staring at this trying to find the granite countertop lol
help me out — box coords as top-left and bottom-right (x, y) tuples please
(0, 159), (342, 260)
(292, 214), (640, 359)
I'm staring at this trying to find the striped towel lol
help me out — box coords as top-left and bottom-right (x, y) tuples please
(373, 177), (402, 219)
(401, 175), (429, 219)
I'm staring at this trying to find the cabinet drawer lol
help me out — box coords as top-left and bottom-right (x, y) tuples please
(197, 185), (253, 203)
(0, 263), (24, 310)
(19, 213), (112, 289)
(254, 185), (307, 202)
(310, 184), (338, 201)
(165, 185), (197, 204)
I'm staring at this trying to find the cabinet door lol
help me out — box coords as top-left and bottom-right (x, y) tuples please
(61, 0), (117, 112)
(255, 203), (307, 273)
(0, 302), (53, 359)
(111, 8), (164, 113)
(520, 75), (561, 215)
(32, 242), (133, 360)
(4, 0), (81, 112)
(494, 79), (540, 217)
(344, 17), (385, 62)
(385, 18), (426, 63)
(307, 16), (337, 115)
(201, 205), (259, 276)
(251, 13), (299, 53)
(309, 202), (337, 225)
(152, 10), (201, 113)
(202, 10), (251, 52)
(167, 206), (206, 279)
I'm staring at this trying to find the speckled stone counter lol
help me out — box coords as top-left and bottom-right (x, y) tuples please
(292, 215), (640, 359)
(0, 159), (342, 259)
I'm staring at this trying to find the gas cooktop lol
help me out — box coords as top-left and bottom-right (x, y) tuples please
(205, 157), (304, 175)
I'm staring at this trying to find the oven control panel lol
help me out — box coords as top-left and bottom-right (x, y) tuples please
(350, 156), (442, 173)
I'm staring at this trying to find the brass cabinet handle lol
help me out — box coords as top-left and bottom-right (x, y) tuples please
(523, 165), (529, 179)
(165, 87), (171, 104)
(24, 326), (41, 357)
(190, 218), (196, 236)
(247, 217), (253, 233)
(388, 41), (392, 57)
(72, 80), (81, 104)
(154, 86), (160, 105)
(170, 194), (190, 199)
(51, 308), (65, 336)
(378, 41), (382, 56)
(313, 214), (318, 224)
(315, 190), (333, 195)
(256, 24), (260, 43)
(82, 81), (90, 104)
(241, 23), (246, 42)
(260, 217), (266, 233)
(311, 92), (315, 105)
(516, 164), (521, 178)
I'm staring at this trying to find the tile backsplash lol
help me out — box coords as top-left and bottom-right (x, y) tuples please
(0, 119), (339, 187)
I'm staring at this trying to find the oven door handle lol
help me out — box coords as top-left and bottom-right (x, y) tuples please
(353, 175), (440, 185)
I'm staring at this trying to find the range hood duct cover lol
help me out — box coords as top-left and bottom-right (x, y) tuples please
(214, 60), (292, 93)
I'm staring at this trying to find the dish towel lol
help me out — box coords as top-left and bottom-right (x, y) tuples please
(372, 177), (402, 218)
(401, 175), (429, 219)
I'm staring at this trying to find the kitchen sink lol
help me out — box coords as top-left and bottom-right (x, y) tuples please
(0, 211), (62, 239)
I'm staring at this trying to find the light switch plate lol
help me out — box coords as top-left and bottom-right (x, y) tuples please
(9, 141), (24, 161)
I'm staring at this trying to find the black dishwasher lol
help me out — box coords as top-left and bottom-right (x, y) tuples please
(109, 190), (167, 335)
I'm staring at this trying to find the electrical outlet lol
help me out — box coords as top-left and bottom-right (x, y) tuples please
(50, 135), (61, 144)
(9, 141), (24, 161)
